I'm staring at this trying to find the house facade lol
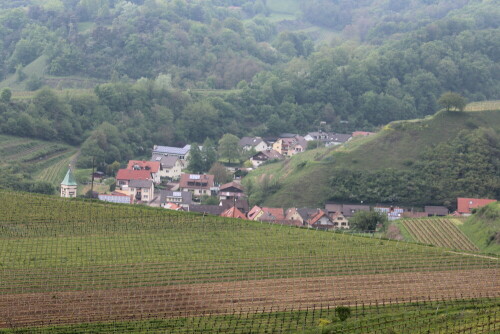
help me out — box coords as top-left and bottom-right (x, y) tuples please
(128, 179), (154, 203)
(151, 154), (184, 180)
(307, 210), (335, 229)
(160, 190), (193, 209)
(179, 173), (215, 197)
(218, 182), (245, 201)
(272, 136), (307, 157)
(250, 149), (284, 167)
(238, 137), (268, 152)
(116, 169), (152, 189)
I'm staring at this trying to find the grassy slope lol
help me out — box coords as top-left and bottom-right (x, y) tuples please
(0, 134), (77, 186)
(249, 108), (500, 208)
(459, 202), (500, 255)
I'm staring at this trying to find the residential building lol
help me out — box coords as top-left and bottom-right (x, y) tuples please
(179, 173), (216, 197)
(375, 206), (404, 220)
(258, 207), (285, 221)
(128, 179), (154, 203)
(307, 210), (335, 229)
(250, 149), (284, 167)
(159, 190), (193, 209)
(425, 206), (449, 216)
(285, 207), (319, 226)
(273, 136), (307, 157)
(127, 160), (161, 184)
(116, 169), (152, 189)
(330, 212), (350, 229)
(151, 154), (184, 180)
(220, 199), (249, 214)
(220, 206), (246, 219)
(304, 132), (352, 146)
(218, 181), (245, 201)
(60, 167), (77, 198)
(152, 144), (191, 161)
(457, 198), (497, 216)
(238, 137), (268, 152)
(341, 204), (371, 218)
(247, 205), (263, 220)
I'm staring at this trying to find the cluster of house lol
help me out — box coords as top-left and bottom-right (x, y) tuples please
(242, 131), (374, 168)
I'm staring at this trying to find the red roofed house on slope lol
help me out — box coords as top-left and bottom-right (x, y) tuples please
(457, 198), (497, 216)
(127, 160), (161, 184)
(220, 206), (246, 219)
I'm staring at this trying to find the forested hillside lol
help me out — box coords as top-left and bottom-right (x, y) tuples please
(0, 0), (499, 190)
(243, 109), (500, 208)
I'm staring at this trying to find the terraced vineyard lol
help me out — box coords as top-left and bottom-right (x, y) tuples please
(0, 135), (77, 185)
(401, 218), (479, 252)
(0, 191), (498, 333)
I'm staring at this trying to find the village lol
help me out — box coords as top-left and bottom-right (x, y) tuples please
(59, 130), (497, 231)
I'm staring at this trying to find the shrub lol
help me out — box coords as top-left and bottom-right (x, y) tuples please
(335, 306), (351, 321)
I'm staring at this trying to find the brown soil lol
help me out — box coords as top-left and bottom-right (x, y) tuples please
(0, 268), (498, 328)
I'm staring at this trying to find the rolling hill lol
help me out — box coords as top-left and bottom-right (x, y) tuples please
(244, 107), (500, 208)
(460, 202), (500, 255)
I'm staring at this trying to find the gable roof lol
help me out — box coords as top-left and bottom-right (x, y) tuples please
(61, 168), (77, 186)
(219, 181), (244, 192)
(296, 208), (320, 221)
(238, 137), (264, 147)
(153, 144), (191, 155)
(220, 199), (249, 213)
(129, 179), (153, 188)
(457, 198), (497, 214)
(342, 204), (371, 217)
(425, 206), (449, 216)
(252, 149), (284, 160)
(220, 206), (246, 219)
(151, 155), (181, 168)
(116, 169), (152, 181)
(247, 205), (262, 220)
(127, 160), (160, 173)
(262, 207), (285, 220)
(329, 133), (352, 143)
(307, 210), (332, 225)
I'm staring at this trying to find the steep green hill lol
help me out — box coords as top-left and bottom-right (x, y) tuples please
(460, 202), (500, 255)
(244, 108), (500, 208)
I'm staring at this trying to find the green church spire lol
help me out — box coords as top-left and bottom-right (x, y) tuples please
(61, 166), (77, 186)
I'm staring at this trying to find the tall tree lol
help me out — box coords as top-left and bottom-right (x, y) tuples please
(437, 92), (467, 112)
(188, 144), (204, 174)
(218, 133), (241, 164)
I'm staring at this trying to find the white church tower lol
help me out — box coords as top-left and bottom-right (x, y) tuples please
(60, 165), (77, 198)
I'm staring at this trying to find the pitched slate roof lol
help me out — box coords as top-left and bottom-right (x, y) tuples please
(61, 168), (77, 186)
(457, 198), (497, 214)
(252, 149), (284, 160)
(220, 199), (249, 213)
(238, 137), (263, 147)
(129, 179), (153, 188)
(296, 208), (320, 221)
(116, 169), (152, 181)
(329, 133), (352, 143)
(127, 160), (160, 173)
(151, 155), (181, 168)
(342, 204), (371, 217)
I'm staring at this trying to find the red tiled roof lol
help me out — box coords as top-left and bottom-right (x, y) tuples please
(262, 207), (285, 220)
(116, 169), (152, 181)
(247, 205), (262, 220)
(220, 206), (246, 219)
(308, 210), (329, 225)
(457, 198), (497, 214)
(127, 160), (160, 173)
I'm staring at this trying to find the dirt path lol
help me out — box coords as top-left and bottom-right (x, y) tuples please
(1, 268), (498, 328)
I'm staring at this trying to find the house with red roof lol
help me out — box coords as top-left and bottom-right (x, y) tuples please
(457, 198), (497, 216)
(127, 160), (161, 184)
(116, 169), (152, 188)
(307, 210), (335, 230)
(220, 206), (246, 219)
